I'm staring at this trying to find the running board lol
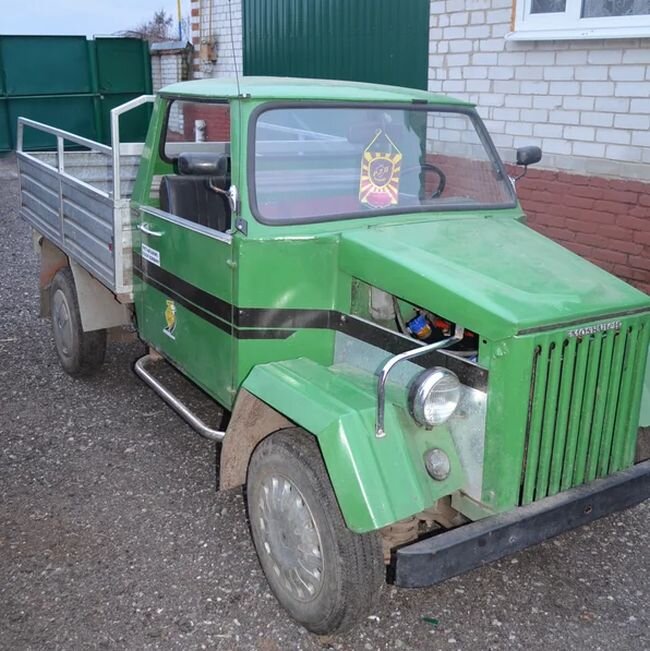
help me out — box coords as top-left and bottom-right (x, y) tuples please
(134, 354), (226, 442)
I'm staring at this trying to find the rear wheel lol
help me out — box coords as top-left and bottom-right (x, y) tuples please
(246, 428), (385, 634)
(50, 268), (106, 377)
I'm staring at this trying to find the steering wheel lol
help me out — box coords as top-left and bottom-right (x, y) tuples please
(402, 162), (446, 199)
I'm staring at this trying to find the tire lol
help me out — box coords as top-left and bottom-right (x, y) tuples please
(50, 268), (106, 377)
(246, 428), (385, 634)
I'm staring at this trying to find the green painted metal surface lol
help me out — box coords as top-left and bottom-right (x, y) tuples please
(641, 351), (650, 427)
(0, 99), (10, 151)
(337, 219), (649, 340)
(0, 35), (93, 96)
(0, 35), (152, 151)
(129, 85), (650, 532)
(160, 77), (466, 104)
(95, 37), (151, 93)
(242, 0), (430, 90)
(517, 317), (649, 506)
(243, 358), (466, 532)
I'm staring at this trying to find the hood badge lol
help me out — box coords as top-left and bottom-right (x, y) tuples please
(568, 320), (622, 337)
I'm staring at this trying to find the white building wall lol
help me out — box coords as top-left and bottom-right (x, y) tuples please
(151, 50), (188, 92)
(429, 0), (650, 181)
(191, 0), (243, 80)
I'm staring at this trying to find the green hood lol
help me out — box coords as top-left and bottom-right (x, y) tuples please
(339, 217), (650, 340)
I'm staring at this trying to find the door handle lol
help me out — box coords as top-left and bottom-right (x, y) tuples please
(139, 222), (164, 237)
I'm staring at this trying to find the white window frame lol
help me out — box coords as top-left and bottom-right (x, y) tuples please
(508, 0), (650, 40)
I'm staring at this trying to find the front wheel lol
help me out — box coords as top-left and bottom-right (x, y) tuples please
(247, 429), (385, 634)
(50, 268), (106, 377)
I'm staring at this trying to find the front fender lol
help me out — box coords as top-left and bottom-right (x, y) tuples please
(242, 357), (466, 533)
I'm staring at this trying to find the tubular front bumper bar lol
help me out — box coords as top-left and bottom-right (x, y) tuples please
(394, 460), (650, 588)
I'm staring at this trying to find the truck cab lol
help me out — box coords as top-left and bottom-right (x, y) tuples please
(17, 77), (650, 634)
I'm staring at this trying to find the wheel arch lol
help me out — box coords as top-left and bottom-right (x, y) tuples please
(36, 234), (68, 317)
(224, 358), (466, 534)
(219, 388), (295, 491)
(35, 232), (130, 332)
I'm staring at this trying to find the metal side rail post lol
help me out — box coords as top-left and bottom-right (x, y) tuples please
(134, 354), (225, 442)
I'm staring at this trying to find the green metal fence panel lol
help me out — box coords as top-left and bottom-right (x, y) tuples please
(0, 100), (10, 151)
(0, 35), (92, 96)
(243, 0), (430, 90)
(100, 92), (153, 143)
(0, 35), (152, 151)
(95, 37), (152, 94)
(8, 95), (98, 150)
(0, 41), (5, 96)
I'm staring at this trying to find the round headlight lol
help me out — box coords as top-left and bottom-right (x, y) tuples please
(408, 367), (461, 428)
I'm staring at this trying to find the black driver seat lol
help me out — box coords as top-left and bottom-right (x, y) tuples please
(159, 152), (231, 232)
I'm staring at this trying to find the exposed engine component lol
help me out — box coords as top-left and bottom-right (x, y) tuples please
(369, 286), (395, 322)
(393, 297), (479, 362)
(406, 313), (432, 340)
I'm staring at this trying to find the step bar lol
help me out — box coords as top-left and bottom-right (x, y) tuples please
(134, 354), (225, 442)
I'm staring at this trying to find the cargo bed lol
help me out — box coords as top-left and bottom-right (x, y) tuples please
(16, 96), (154, 300)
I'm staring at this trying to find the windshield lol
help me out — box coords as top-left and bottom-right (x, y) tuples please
(250, 104), (516, 224)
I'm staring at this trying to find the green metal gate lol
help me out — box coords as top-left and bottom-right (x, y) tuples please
(0, 35), (152, 152)
(243, 0), (430, 90)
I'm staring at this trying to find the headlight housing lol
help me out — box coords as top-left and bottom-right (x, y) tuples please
(408, 367), (461, 428)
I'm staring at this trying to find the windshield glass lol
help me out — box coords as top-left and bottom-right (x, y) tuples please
(251, 105), (516, 224)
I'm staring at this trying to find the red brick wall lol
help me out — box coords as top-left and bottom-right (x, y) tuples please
(512, 167), (650, 296)
(182, 103), (231, 142)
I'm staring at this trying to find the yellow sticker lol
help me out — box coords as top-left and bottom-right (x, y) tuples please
(163, 299), (177, 339)
(359, 129), (402, 208)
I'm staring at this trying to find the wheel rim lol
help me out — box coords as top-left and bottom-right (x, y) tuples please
(257, 474), (324, 602)
(52, 289), (73, 357)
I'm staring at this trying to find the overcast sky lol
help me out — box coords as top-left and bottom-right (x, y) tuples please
(2, 0), (182, 37)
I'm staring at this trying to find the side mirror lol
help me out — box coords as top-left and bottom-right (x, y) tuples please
(516, 145), (542, 167)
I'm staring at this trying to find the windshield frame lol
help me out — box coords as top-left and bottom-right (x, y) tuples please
(247, 101), (517, 226)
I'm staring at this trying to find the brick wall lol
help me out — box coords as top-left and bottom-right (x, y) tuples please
(514, 168), (650, 294)
(151, 47), (191, 93)
(429, 0), (650, 183)
(429, 0), (649, 293)
(189, 0), (648, 293)
(191, 0), (242, 79)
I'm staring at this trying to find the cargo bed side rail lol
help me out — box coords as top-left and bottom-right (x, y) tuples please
(110, 94), (155, 201)
(16, 96), (154, 298)
(18, 94), (154, 202)
(17, 118), (113, 197)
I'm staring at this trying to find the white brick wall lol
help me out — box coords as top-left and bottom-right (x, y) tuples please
(151, 54), (186, 92)
(191, 0), (242, 80)
(429, 0), (650, 180)
(190, 0), (647, 180)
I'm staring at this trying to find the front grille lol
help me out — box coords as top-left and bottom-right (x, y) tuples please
(520, 320), (647, 505)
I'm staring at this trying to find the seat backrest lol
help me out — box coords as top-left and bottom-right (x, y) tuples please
(159, 176), (231, 232)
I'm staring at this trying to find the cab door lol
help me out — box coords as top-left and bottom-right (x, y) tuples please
(135, 99), (235, 408)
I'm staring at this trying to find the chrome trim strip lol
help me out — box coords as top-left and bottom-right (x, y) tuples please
(140, 205), (233, 243)
(376, 325), (464, 438)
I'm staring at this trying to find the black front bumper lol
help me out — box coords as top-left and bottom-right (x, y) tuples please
(394, 460), (650, 588)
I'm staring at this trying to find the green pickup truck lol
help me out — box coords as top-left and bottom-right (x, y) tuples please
(17, 77), (650, 634)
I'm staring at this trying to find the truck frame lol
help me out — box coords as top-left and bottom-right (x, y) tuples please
(17, 77), (650, 634)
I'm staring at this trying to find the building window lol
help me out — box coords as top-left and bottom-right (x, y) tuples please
(509, 0), (650, 40)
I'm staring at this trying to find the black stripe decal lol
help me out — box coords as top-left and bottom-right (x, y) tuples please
(135, 253), (231, 322)
(134, 266), (296, 340)
(134, 254), (488, 389)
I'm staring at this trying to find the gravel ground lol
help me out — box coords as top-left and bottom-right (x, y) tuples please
(1, 153), (648, 651)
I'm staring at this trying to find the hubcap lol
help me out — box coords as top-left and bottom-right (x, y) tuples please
(52, 289), (73, 357)
(257, 475), (324, 602)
